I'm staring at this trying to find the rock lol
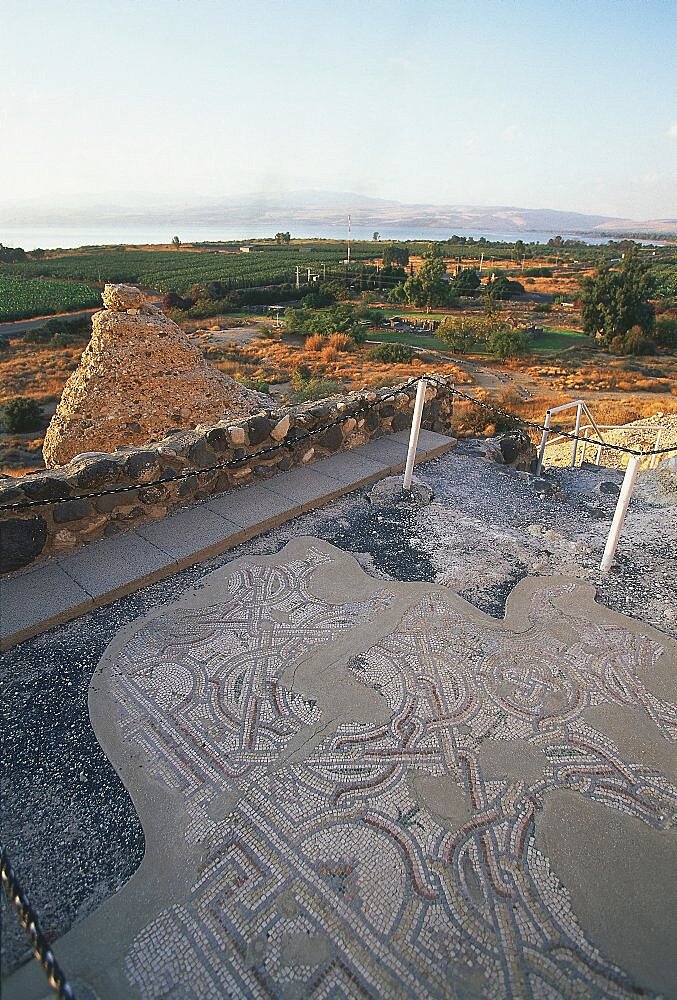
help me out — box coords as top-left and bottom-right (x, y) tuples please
(369, 475), (433, 507)
(43, 285), (266, 467)
(0, 517), (48, 572)
(598, 481), (621, 496)
(532, 478), (553, 495)
(52, 499), (94, 524)
(481, 430), (535, 472)
(270, 415), (291, 442)
(101, 283), (146, 311)
(247, 416), (274, 446)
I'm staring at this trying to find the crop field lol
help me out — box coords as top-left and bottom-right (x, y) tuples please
(0, 247), (376, 297)
(0, 278), (101, 322)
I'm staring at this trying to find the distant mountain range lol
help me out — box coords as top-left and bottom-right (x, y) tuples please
(2, 190), (675, 238)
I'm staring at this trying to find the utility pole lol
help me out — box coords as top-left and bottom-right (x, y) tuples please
(307, 267), (312, 284)
(347, 214), (351, 264)
(295, 265), (300, 290)
(322, 263), (326, 279)
(479, 252), (484, 272)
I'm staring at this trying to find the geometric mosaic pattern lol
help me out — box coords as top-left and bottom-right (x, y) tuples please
(96, 543), (676, 1000)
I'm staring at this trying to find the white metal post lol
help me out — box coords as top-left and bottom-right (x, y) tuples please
(600, 456), (640, 573)
(403, 379), (427, 491)
(536, 410), (552, 478)
(571, 402), (582, 467)
(579, 427), (589, 466)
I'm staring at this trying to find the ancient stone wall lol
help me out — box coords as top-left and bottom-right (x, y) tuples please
(0, 379), (456, 574)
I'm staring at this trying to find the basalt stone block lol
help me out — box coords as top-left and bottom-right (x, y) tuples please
(124, 451), (162, 479)
(187, 439), (218, 468)
(176, 475), (199, 498)
(319, 425), (343, 451)
(52, 499), (94, 523)
(363, 410), (380, 432)
(76, 459), (123, 490)
(205, 427), (231, 452)
(379, 405), (396, 418)
(391, 411), (411, 432)
(22, 477), (72, 502)
(1, 517), (48, 572)
(95, 490), (139, 513)
(247, 416), (274, 446)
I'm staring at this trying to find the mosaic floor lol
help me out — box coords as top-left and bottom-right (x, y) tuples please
(6, 537), (676, 999)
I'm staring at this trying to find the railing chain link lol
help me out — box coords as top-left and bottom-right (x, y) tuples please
(0, 375), (674, 514)
(1, 847), (75, 998)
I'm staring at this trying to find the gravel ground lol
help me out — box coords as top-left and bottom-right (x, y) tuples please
(2, 440), (675, 978)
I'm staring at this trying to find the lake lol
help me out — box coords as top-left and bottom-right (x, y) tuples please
(0, 222), (634, 251)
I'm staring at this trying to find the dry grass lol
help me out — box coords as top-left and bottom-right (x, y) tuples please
(305, 334), (326, 352)
(0, 340), (83, 406)
(325, 332), (354, 352)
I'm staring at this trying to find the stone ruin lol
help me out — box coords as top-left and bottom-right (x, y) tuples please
(42, 284), (266, 467)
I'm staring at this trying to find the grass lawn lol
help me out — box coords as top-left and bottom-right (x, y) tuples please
(369, 325), (592, 356)
(532, 327), (592, 352)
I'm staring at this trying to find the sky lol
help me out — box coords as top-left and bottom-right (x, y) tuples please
(2, 0), (676, 219)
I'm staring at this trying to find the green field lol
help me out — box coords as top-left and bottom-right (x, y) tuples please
(0, 277), (101, 322)
(0, 247), (377, 297)
(369, 326), (591, 356)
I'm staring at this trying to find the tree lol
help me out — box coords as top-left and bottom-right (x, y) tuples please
(172, 236), (181, 249)
(275, 231), (291, 244)
(403, 250), (450, 311)
(580, 252), (655, 345)
(514, 239), (525, 261)
(3, 397), (43, 432)
(438, 315), (501, 354)
(452, 268), (481, 296)
(382, 244), (409, 268)
(373, 231), (380, 241)
(487, 326), (531, 359)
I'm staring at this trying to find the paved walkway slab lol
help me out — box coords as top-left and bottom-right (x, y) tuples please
(0, 432), (456, 650)
(5, 538), (675, 999)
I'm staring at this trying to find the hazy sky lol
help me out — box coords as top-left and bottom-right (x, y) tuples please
(2, 0), (676, 218)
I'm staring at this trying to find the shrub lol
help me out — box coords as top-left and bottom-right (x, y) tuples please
(487, 327), (531, 359)
(655, 317), (677, 348)
(3, 397), (43, 432)
(291, 363), (312, 389)
(235, 376), (270, 394)
(368, 343), (414, 363)
(609, 327), (657, 355)
(325, 332), (354, 352)
(305, 334), (326, 352)
(288, 378), (343, 403)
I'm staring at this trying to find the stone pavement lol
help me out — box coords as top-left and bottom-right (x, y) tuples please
(1, 429), (454, 650)
(4, 537), (675, 999)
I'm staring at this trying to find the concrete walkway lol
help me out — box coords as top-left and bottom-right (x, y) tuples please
(0, 429), (455, 650)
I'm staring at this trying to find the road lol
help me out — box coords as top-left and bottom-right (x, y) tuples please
(0, 309), (97, 339)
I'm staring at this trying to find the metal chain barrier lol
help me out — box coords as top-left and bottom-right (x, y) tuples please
(0, 376), (674, 514)
(1, 847), (75, 999)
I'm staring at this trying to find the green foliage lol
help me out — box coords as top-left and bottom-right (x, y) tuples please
(381, 244), (409, 268)
(274, 232), (291, 244)
(23, 316), (91, 346)
(3, 396), (43, 432)
(288, 376), (343, 403)
(487, 326), (531, 359)
(485, 275), (525, 300)
(655, 317), (677, 348)
(0, 245), (27, 263)
(451, 268), (481, 296)
(609, 326), (657, 356)
(401, 251), (451, 310)
(438, 315), (501, 353)
(235, 376), (270, 393)
(580, 252), (655, 344)
(368, 343), (413, 363)
(522, 267), (553, 277)
(172, 236), (181, 249)
(0, 278), (100, 322)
